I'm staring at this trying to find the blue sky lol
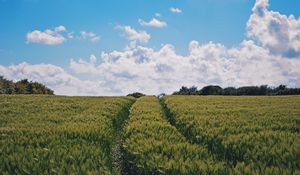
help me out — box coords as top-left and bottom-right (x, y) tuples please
(1, 0), (299, 66)
(0, 0), (300, 95)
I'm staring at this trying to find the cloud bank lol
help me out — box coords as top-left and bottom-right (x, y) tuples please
(0, 62), (114, 96)
(2, 0), (300, 96)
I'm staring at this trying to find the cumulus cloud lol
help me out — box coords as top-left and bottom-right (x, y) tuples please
(70, 54), (99, 74)
(67, 40), (300, 95)
(139, 18), (167, 28)
(116, 25), (151, 43)
(247, 0), (300, 57)
(170, 7), (182, 13)
(26, 26), (101, 44)
(79, 31), (100, 42)
(0, 62), (115, 96)
(26, 26), (67, 45)
(3, 0), (300, 96)
(54, 25), (66, 32)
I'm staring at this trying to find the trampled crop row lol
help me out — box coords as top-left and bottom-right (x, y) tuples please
(122, 96), (232, 174)
(161, 96), (300, 174)
(0, 95), (135, 174)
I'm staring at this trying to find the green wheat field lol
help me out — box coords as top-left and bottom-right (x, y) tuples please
(0, 95), (299, 175)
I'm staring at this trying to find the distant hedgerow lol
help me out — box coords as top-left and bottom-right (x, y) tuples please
(0, 76), (54, 95)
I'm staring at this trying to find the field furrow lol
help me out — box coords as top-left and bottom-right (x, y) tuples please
(1, 95), (300, 174)
(161, 95), (300, 174)
(0, 95), (135, 175)
(122, 96), (232, 175)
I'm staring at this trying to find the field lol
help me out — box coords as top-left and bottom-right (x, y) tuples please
(0, 95), (300, 174)
(0, 95), (135, 174)
(162, 96), (300, 174)
(122, 96), (228, 174)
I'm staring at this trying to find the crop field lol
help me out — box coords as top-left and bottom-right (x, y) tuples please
(0, 95), (135, 174)
(162, 96), (300, 174)
(1, 95), (300, 174)
(122, 96), (229, 174)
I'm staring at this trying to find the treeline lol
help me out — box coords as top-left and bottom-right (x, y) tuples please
(0, 76), (54, 95)
(173, 85), (300, 96)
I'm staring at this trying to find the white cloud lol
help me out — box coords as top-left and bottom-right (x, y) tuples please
(55, 25), (66, 32)
(26, 26), (67, 45)
(26, 26), (101, 44)
(0, 62), (115, 96)
(66, 40), (300, 95)
(138, 18), (167, 28)
(170, 7), (182, 14)
(70, 54), (99, 74)
(79, 31), (100, 42)
(155, 13), (161, 17)
(116, 25), (150, 43)
(247, 0), (300, 57)
(3, 0), (300, 96)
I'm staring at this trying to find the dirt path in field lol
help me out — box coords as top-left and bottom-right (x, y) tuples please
(111, 100), (136, 175)
(112, 139), (126, 175)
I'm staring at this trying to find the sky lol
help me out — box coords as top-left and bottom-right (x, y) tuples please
(0, 0), (300, 95)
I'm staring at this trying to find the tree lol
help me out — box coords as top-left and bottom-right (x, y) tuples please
(15, 79), (30, 94)
(172, 84), (300, 96)
(173, 86), (199, 95)
(0, 76), (15, 94)
(200, 85), (222, 95)
(276, 85), (287, 91)
(0, 76), (54, 95)
(222, 87), (237, 95)
(127, 92), (145, 98)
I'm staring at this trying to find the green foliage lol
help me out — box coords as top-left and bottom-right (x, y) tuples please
(127, 92), (146, 98)
(122, 96), (231, 175)
(0, 95), (135, 174)
(162, 95), (300, 174)
(200, 85), (222, 95)
(0, 76), (15, 94)
(173, 86), (199, 95)
(172, 85), (300, 96)
(0, 76), (54, 95)
(276, 88), (300, 95)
